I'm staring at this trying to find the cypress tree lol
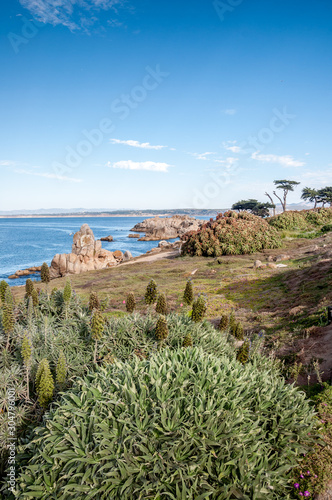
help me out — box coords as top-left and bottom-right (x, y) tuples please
(155, 293), (167, 315)
(25, 278), (34, 298)
(56, 350), (67, 386)
(155, 315), (168, 341)
(145, 279), (157, 304)
(0, 280), (9, 304)
(91, 310), (105, 363)
(35, 359), (54, 409)
(21, 333), (32, 400)
(191, 296), (207, 323)
(126, 292), (136, 313)
(183, 279), (194, 305)
(89, 291), (100, 311)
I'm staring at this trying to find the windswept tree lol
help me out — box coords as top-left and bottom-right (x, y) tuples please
(265, 192), (276, 216)
(318, 186), (332, 207)
(273, 180), (300, 212)
(301, 187), (320, 208)
(232, 199), (275, 217)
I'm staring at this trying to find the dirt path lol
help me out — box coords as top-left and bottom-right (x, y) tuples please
(119, 250), (180, 266)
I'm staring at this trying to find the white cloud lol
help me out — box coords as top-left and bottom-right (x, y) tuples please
(107, 160), (171, 172)
(14, 169), (82, 183)
(0, 160), (17, 166)
(110, 139), (166, 150)
(223, 109), (237, 115)
(19, 0), (126, 30)
(251, 152), (305, 168)
(222, 141), (242, 153)
(190, 151), (216, 161)
(301, 169), (332, 187)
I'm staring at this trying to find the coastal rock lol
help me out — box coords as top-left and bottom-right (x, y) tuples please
(130, 215), (203, 241)
(128, 233), (140, 238)
(158, 240), (172, 248)
(123, 250), (133, 261)
(49, 224), (119, 278)
(100, 235), (113, 242)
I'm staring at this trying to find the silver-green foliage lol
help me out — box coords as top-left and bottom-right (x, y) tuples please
(17, 348), (317, 499)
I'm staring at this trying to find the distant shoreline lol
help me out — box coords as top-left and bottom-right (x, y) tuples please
(0, 213), (219, 219)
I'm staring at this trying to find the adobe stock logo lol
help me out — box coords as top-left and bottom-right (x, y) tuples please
(213, 0), (244, 22)
(8, 17), (43, 54)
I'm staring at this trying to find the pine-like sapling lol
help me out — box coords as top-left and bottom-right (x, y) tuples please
(236, 340), (250, 364)
(183, 279), (194, 305)
(191, 296), (207, 323)
(35, 359), (55, 409)
(3, 288), (15, 349)
(155, 293), (167, 315)
(155, 315), (168, 341)
(25, 278), (34, 298)
(21, 332), (32, 400)
(145, 279), (157, 305)
(89, 291), (100, 311)
(218, 314), (229, 331)
(56, 350), (67, 386)
(182, 334), (193, 348)
(126, 292), (136, 313)
(0, 280), (9, 304)
(91, 310), (105, 363)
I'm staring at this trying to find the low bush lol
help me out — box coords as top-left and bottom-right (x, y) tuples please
(181, 211), (281, 257)
(269, 208), (332, 231)
(16, 348), (318, 499)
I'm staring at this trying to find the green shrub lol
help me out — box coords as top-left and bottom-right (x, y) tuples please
(40, 263), (50, 285)
(181, 211), (281, 257)
(218, 314), (229, 330)
(145, 279), (157, 304)
(155, 315), (168, 341)
(237, 340), (250, 364)
(125, 292), (136, 313)
(17, 348), (318, 499)
(25, 279), (34, 298)
(89, 291), (100, 311)
(35, 359), (54, 409)
(31, 289), (39, 308)
(0, 280), (9, 304)
(155, 293), (167, 315)
(269, 208), (332, 231)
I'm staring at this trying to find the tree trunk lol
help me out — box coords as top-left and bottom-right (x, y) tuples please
(273, 191), (285, 212)
(265, 192), (276, 216)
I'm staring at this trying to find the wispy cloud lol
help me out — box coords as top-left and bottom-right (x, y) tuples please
(301, 168), (332, 186)
(14, 169), (82, 183)
(19, 0), (127, 31)
(251, 152), (305, 168)
(110, 139), (166, 150)
(223, 109), (237, 115)
(222, 141), (242, 153)
(107, 160), (171, 172)
(190, 152), (216, 161)
(0, 160), (18, 166)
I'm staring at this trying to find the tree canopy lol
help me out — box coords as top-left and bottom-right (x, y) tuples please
(231, 199), (274, 217)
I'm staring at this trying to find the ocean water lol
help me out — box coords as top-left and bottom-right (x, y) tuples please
(0, 216), (208, 287)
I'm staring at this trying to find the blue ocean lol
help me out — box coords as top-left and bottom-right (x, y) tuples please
(0, 217), (208, 287)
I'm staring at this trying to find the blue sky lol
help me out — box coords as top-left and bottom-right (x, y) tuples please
(1, 0), (332, 211)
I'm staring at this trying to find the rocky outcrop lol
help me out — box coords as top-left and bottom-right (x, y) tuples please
(49, 224), (123, 279)
(130, 215), (203, 241)
(8, 266), (41, 279)
(128, 233), (140, 238)
(100, 235), (113, 242)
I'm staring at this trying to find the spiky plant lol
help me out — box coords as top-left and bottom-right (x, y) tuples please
(0, 280), (9, 304)
(50, 287), (58, 296)
(35, 359), (54, 409)
(231, 322), (244, 341)
(237, 340), (250, 364)
(21, 333), (32, 400)
(31, 289), (39, 308)
(182, 334), (193, 348)
(89, 291), (100, 311)
(63, 279), (72, 319)
(191, 296), (207, 323)
(91, 310), (105, 363)
(126, 292), (136, 313)
(145, 279), (157, 305)
(40, 262), (50, 284)
(229, 310), (236, 331)
(25, 278), (34, 298)
(56, 351), (67, 386)
(183, 279), (194, 305)
(27, 296), (34, 329)
(3, 288), (15, 349)
(218, 314), (229, 331)
(155, 293), (167, 315)
(155, 315), (168, 341)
